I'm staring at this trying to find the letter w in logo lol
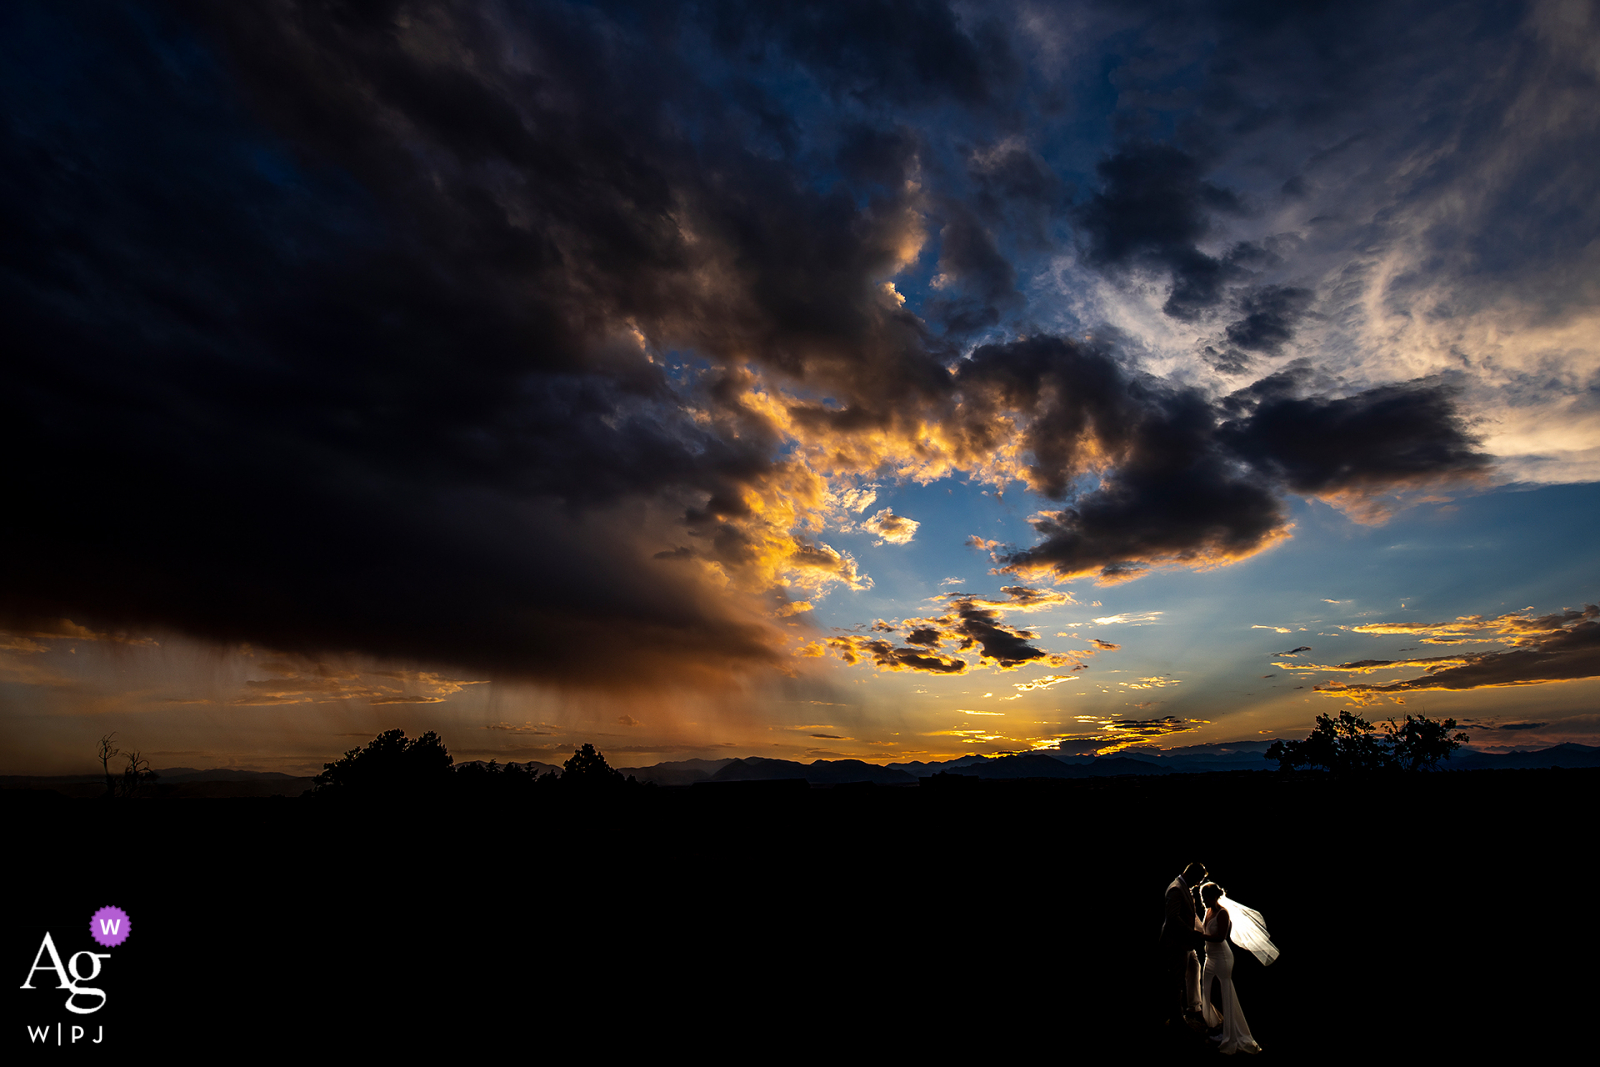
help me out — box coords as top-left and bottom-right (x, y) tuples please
(98, 919), (121, 936)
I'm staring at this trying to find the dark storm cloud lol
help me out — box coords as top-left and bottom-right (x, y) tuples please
(1079, 0), (1600, 339)
(836, 123), (921, 189)
(1, 0), (960, 680)
(1202, 345), (1253, 376)
(996, 413), (1287, 582)
(1225, 285), (1314, 354)
(1219, 368), (1490, 498)
(938, 206), (1016, 300)
(951, 336), (1149, 498)
(1074, 142), (1247, 319)
(0, 1), (1515, 685)
(943, 596), (1056, 669)
(965, 137), (1065, 248)
(955, 338), (1287, 580)
(954, 339), (1486, 582)
(927, 201), (1019, 334)
(707, 0), (1014, 106)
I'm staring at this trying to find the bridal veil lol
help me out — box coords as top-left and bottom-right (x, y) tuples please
(1218, 894), (1279, 965)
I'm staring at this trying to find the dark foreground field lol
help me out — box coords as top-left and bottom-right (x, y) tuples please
(6, 769), (1587, 1058)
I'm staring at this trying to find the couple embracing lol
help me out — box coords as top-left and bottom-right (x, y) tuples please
(1161, 861), (1278, 1055)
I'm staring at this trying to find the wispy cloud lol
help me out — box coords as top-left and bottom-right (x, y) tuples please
(1063, 611), (1163, 627)
(1011, 673), (1083, 694)
(1279, 604), (1600, 701)
(233, 659), (486, 707)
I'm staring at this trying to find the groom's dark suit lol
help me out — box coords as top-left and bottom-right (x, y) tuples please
(1160, 873), (1203, 1018)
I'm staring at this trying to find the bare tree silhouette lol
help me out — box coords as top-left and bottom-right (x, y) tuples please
(97, 734), (120, 799)
(120, 750), (158, 798)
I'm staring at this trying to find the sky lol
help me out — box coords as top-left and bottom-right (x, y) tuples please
(3, 0), (1598, 775)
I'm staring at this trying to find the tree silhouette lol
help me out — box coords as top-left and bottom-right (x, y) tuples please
(454, 757), (565, 798)
(312, 732), (638, 801)
(1267, 710), (1468, 772)
(1384, 714), (1470, 771)
(120, 750), (158, 798)
(561, 743), (624, 788)
(97, 734), (120, 799)
(314, 729), (454, 796)
(95, 734), (161, 798)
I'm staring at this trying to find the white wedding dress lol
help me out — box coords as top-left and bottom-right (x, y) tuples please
(1200, 897), (1276, 1055)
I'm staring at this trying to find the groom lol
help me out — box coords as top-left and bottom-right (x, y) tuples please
(1160, 861), (1207, 1024)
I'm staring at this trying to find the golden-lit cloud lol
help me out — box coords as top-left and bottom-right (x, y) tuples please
(0, 634), (49, 654)
(825, 635), (968, 674)
(1063, 610), (1163, 627)
(929, 726), (1012, 744)
(1277, 653), (1470, 675)
(860, 507), (921, 545)
(1043, 715), (1210, 755)
(822, 587), (1105, 675)
(1118, 676), (1180, 690)
(963, 585), (1076, 611)
(1, 620), (161, 649)
(0, 621), (168, 689)
(233, 658), (487, 707)
(833, 485), (879, 514)
(1011, 673), (1083, 693)
(1348, 606), (1591, 645)
(1275, 604), (1600, 701)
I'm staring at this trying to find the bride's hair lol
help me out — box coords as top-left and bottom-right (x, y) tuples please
(1200, 882), (1224, 907)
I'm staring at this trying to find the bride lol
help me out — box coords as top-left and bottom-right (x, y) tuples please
(1196, 881), (1278, 1055)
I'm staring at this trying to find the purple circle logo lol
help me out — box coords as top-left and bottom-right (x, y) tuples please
(90, 906), (131, 948)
